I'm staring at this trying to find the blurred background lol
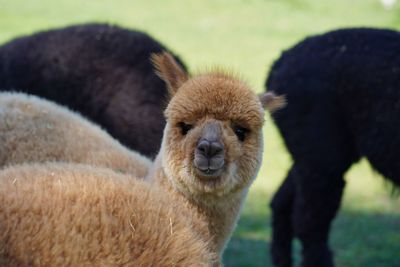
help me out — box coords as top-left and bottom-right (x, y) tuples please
(0, 0), (399, 266)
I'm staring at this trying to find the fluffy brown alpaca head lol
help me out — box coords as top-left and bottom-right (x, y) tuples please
(152, 52), (283, 200)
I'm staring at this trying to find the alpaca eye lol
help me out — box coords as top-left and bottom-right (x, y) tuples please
(233, 125), (248, 142)
(178, 122), (193, 135)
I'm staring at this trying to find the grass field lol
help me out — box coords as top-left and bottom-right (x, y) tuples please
(1, 0), (399, 266)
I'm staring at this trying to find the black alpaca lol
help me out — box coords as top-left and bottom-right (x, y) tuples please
(0, 23), (185, 158)
(266, 28), (400, 267)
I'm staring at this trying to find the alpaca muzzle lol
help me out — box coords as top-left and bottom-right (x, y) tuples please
(193, 121), (225, 177)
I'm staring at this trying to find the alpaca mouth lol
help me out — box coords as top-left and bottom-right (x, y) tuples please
(195, 166), (224, 178)
(193, 154), (225, 179)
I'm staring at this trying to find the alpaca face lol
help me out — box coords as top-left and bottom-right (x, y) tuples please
(152, 52), (284, 198)
(162, 74), (265, 197)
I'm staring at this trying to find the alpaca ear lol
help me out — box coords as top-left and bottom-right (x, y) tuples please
(151, 52), (189, 96)
(259, 92), (286, 112)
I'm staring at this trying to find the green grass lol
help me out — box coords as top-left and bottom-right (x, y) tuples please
(1, 0), (400, 266)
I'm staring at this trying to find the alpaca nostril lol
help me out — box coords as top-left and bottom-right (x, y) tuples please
(209, 142), (223, 157)
(197, 140), (210, 155)
(196, 139), (224, 158)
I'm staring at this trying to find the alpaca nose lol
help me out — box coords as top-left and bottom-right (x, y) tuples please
(193, 121), (225, 177)
(196, 139), (224, 159)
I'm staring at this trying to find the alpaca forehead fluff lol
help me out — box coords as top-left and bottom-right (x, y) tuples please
(163, 72), (265, 196)
(165, 73), (265, 127)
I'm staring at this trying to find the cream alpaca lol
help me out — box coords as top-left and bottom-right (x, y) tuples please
(0, 163), (215, 266)
(0, 92), (151, 177)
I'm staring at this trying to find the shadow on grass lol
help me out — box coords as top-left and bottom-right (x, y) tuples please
(224, 236), (270, 267)
(332, 209), (400, 267)
(223, 209), (400, 267)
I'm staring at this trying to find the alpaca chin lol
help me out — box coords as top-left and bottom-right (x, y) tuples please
(181, 160), (240, 199)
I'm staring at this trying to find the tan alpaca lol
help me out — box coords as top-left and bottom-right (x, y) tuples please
(0, 92), (151, 177)
(149, 52), (284, 258)
(0, 163), (216, 266)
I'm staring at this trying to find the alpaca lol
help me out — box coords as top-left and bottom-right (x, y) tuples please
(149, 52), (284, 258)
(0, 162), (216, 266)
(0, 23), (186, 158)
(0, 54), (284, 262)
(266, 28), (400, 267)
(0, 92), (151, 178)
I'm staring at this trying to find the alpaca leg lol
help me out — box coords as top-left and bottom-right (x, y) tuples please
(270, 85), (360, 266)
(292, 166), (346, 267)
(270, 166), (296, 267)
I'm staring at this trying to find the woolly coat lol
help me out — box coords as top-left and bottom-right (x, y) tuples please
(268, 28), (400, 178)
(0, 163), (215, 267)
(0, 23), (186, 158)
(0, 92), (151, 178)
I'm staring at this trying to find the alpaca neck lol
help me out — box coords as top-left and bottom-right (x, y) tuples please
(195, 189), (246, 254)
(147, 154), (248, 257)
